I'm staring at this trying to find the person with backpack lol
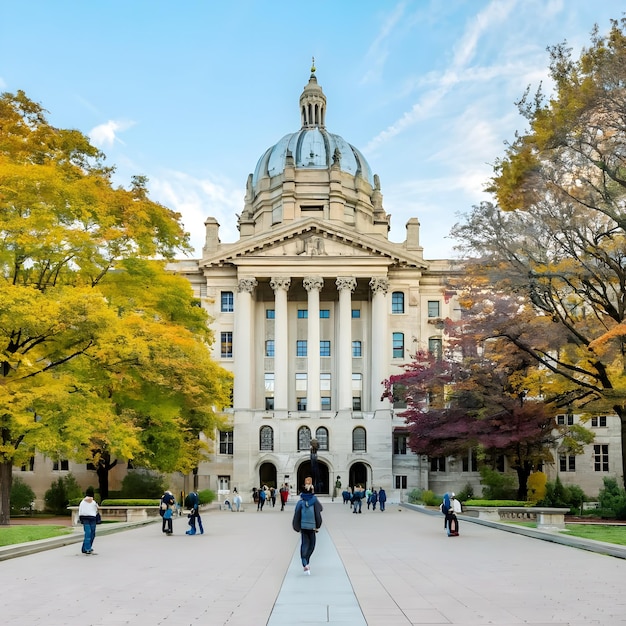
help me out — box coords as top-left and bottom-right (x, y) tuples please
(258, 485), (267, 511)
(352, 485), (363, 514)
(378, 487), (387, 512)
(440, 492), (460, 536)
(185, 490), (204, 535)
(292, 476), (323, 575)
(160, 490), (176, 535)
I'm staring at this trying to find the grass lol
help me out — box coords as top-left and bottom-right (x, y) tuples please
(0, 525), (74, 547)
(562, 525), (626, 546)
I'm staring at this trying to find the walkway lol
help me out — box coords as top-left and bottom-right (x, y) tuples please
(2, 501), (626, 625)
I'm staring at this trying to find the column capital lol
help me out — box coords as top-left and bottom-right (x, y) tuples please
(237, 278), (258, 294)
(270, 277), (291, 292)
(336, 277), (356, 292)
(303, 276), (324, 292)
(369, 276), (389, 295)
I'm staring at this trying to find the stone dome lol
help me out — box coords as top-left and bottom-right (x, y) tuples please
(252, 63), (374, 189)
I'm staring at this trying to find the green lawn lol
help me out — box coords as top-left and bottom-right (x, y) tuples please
(563, 525), (626, 546)
(0, 525), (74, 547)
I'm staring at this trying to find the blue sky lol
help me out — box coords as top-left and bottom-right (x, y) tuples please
(1, 1), (622, 259)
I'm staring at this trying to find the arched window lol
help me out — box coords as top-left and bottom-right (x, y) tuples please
(391, 291), (405, 314)
(315, 427), (329, 451)
(260, 425), (274, 451)
(352, 427), (366, 452)
(298, 426), (312, 451)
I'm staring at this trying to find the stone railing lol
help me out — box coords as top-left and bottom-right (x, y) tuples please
(68, 505), (161, 526)
(463, 506), (569, 530)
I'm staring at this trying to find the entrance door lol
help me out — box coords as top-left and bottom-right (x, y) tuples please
(297, 461), (329, 494)
(259, 462), (277, 488)
(349, 462), (368, 490)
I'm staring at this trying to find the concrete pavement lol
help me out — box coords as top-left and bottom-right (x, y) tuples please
(2, 501), (626, 625)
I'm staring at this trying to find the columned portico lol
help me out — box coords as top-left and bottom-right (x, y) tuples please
(270, 277), (290, 410)
(303, 276), (323, 411)
(234, 277), (257, 409)
(336, 277), (356, 410)
(370, 276), (389, 410)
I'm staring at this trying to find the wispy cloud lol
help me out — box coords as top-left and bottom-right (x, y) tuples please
(89, 119), (135, 148)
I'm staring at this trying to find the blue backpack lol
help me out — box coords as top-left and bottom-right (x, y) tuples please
(300, 498), (316, 530)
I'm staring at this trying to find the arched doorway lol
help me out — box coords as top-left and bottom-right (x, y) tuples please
(297, 460), (330, 494)
(259, 462), (277, 488)
(349, 462), (369, 490)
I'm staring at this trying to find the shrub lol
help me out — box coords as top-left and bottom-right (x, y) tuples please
(598, 477), (626, 520)
(120, 470), (166, 498)
(44, 473), (83, 514)
(527, 471), (547, 503)
(198, 489), (216, 505)
(539, 476), (588, 513)
(10, 477), (36, 515)
(407, 489), (422, 504)
(455, 483), (474, 502)
(479, 467), (517, 500)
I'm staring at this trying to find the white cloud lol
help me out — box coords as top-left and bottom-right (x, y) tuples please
(89, 119), (135, 148)
(148, 171), (244, 257)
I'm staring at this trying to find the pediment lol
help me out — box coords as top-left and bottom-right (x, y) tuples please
(200, 219), (428, 269)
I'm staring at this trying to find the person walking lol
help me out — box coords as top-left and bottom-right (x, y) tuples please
(258, 485), (267, 511)
(371, 488), (378, 511)
(185, 490), (204, 535)
(270, 486), (277, 508)
(160, 490), (176, 535)
(365, 487), (373, 509)
(352, 485), (363, 514)
(292, 477), (323, 575)
(378, 487), (387, 512)
(441, 492), (460, 536)
(233, 488), (243, 512)
(279, 483), (289, 511)
(78, 486), (99, 555)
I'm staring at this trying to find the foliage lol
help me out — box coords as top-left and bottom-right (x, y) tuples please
(597, 477), (626, 519)
(99, 499), (161, 506)
(539, 476), (588, 513)
(120, 471), (166, 499)
(562, 525), (626, 546)
(0, 525), (73, 546)
(455, 483), (475, 502)
(407, 489), (422, 504)
(464, 500), (528, 507)
(198, 489), (216, 505)
(43, 473), (83, 514)
(10, 477), (35, 514)
(450, 16), (626, 484)
(0, 90), (233, 524)
(527, 471), (547, 503)
(479, 467), (518, 500)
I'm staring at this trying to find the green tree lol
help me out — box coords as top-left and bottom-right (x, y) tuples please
(0, 91), (232, 524)
(452, 17), (626, 485)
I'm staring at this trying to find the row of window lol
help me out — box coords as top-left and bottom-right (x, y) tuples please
(220, 291), (442, 317)
(220, 332), (442, 359)
(557, 414), (609, 428)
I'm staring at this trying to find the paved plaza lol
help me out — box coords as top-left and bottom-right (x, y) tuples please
(2, 501), (626, 625)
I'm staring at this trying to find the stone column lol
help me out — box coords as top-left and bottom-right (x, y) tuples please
(370, 277), (389, 410)
(233, 277), (257, 410)
(270, 277), (291, 410)
(303, 276), (323, 411)
(336, 277), (356, 410)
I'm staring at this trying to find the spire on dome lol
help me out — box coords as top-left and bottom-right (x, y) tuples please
(300, 61), (326, 129)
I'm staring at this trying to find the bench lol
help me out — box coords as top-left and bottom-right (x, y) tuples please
(464, 506), (569, 529)
(68, 505), (161, 526)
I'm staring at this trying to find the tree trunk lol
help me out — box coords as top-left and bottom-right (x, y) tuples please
(96, 454), (117, 500)
(615, 407), (626, 489)
(0, 460), (14, 526)
(515, 465), (530, 501)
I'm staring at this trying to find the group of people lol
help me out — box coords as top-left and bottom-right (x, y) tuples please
(341, 485), (387, 513)
(441, 492), (461, 536)
(252, 484), (291, 511)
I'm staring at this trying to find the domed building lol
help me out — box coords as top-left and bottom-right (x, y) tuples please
(170, 65), (464, 501)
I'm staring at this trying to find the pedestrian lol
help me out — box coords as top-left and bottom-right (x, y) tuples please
(160, 490), (176, 535)
(365, 487), (372, 509)
(378, 487), (387, 512)
(279, 483), (289, 511)
(185, 490), (204, 535)
(371, 488), (378, 511)
(270, 486), (277, 507)
(252, 487), (259, 507)
(441, 492), (460, 536)
(292, 476), (323, 575)
(449, 492), (461, 536)
(352, 485), (363, 514)
(78, 486), (99, 555)
(258, 485), (267, 511)
(342, 489), (351, 504)
(233, 488), (242, 512)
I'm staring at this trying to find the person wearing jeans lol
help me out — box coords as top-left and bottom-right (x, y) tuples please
(78, 486), (99, 555)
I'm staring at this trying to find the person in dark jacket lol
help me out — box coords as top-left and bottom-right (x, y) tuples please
(185, 490), (204, 535)
(160, 490), (176, 535)
(292, 477), (323, 575)
(371, 489), (378, 511)
(378, 487), (387, 512)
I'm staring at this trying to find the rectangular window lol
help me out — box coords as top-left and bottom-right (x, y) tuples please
(392, 332), (404, 359)
(556, 414), (574, 426)
(220, 332), (233, 358)
(219, 431), (233, 455)
(296, 373), (307, 392)
(265, 340), (275, 357)
(392, 291), (405, 314)
(351, 309), (361, 318)
(320, 340), (331, 357)
(265, 397), (274, 410)
(264, 373), (275, 393)
(430, 456), (446, 472)
(395, 475), (408, 489)
(320, 373), (331, 391)
(297, 309), (308, 319)
(266, 309), (275, 319)
(352, 397), (362, 411)
(320, 309), (330, 319)
(462, 451), (478, 472)
(559, 455), (576, 472)
(272, 205), (282, 224)
(218, 475), (230, 492)
(394, 434), (408, 455)
(296, 340), (308, 357)
(221, 291), (234, 312)
(591, 416), (607, 427)
(427, 300), (440, 318)
(593, 444), (609, 472)
(352, 373), (362, 411)
(297, 397), (307, 411)
(52, 460), (69, 471)
(321, 397), (331, 410)
(428, 337), (442, 358)
(21, 457), (35, 472)
(352, 341), (362, 357)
